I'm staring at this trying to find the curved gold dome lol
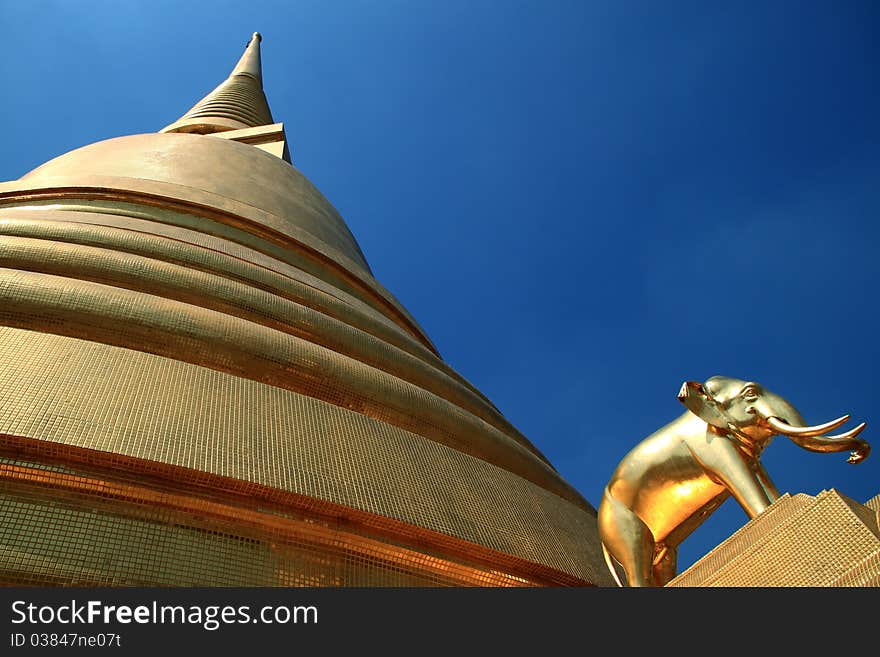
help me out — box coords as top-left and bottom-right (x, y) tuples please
(22, 132), (371, 274)
(0, 34), (611, 587)
(13, 131), (431, 353)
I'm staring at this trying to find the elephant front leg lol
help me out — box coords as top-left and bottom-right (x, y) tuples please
(753, 460), (781, 504)
(691, 434), (775, 519)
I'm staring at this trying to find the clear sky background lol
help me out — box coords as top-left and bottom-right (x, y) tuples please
(1, 1), (878, 575)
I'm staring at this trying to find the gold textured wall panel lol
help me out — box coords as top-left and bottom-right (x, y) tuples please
(0, 189), (408, 340)
(0, 269), (576, 503)
(0, 457), (564, 586)
(0, 327), (607, 584)
(0, 212), (534, 449)
(0, 459), (552, 587)
(668, 490), (880, 587)
(830, 552), (880, 586)
(0, 178), (431, 351)
(0, 233), (516, 442)
(0, 209), (435, 364)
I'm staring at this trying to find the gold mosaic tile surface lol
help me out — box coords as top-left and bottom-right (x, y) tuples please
(0, 327), (607, 584)
(0, 230), (528, 451)
(0, 458), (548, 587)
(668, 490), (880, 587)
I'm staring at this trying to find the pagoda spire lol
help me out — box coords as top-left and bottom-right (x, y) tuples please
(161, 32), (274, 134)
(231, 31), (264, 82)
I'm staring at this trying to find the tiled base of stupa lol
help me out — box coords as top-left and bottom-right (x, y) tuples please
(668, 489), (880, 587)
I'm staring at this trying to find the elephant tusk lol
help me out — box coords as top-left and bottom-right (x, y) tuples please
(770, 418), (868, 453)
(822, 421), (867, 442)
(765, 414), (851, 437)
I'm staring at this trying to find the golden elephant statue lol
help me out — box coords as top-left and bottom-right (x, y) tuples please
(598, 376), (870, 587)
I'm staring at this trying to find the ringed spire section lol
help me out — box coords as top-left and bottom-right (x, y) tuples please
(161, 32), (274, 135)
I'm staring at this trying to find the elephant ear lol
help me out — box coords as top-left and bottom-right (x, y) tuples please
(678, 380), (735, 430)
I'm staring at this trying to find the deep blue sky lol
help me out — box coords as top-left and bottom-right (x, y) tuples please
(1, 1), (878, 575)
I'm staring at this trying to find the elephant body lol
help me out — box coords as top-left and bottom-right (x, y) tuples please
(598, 376), (869, 587)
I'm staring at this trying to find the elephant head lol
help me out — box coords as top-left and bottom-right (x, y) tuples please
(678, 375), (869, 463)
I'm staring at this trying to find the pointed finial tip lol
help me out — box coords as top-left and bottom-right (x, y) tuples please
(252, 32), (262, 42)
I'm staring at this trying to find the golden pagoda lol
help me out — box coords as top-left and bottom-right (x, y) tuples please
(0, 33), (611, 586)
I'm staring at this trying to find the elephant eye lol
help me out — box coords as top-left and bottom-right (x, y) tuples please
(742, 387), (758, 399)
